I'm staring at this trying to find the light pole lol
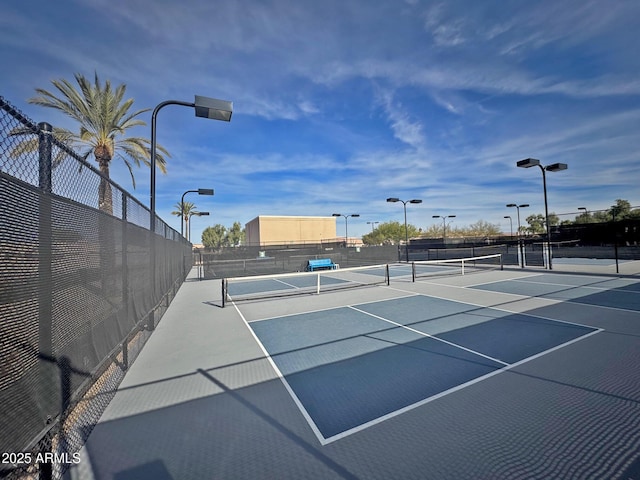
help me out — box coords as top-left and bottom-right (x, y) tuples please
(367, 221), (379, 232)
(507, 203), (529, 268)
(180, 188), (214, 237)
(517, 158), (568, 270)
(332, 213), (360, 246)
(577, 206), (588, 223)
(149, 95), (231, 329)
(188, 211), (210, 243)
(432, 215), (455, 241)
(504, 216), (513, 237)
(150, 96), (232, 231)
(386, 197), (422, 262)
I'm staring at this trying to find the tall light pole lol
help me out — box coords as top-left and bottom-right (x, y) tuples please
(577, 206), (588, 223)
(188, 211), (210, 243)
(150, 96), (232, 231)
(149, 95), (231, 329)
(611, 205), (619, 274)
(386, 197), (422, 262)
(517, 158), (568, 270)
(504, 215), (513, 237)
(367, 221), (379, 232)
(507, 203), (529, 268)
(180, 188), (214, 237)
(332, 213), (360, 246)
(432, 214), (455, 241)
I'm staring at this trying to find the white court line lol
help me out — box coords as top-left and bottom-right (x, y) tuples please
(405, 277), (640, 314)
(382, 282), (612, 329)
(509, 277), (640, 294)
(322, 327), (602, 444)
(347, 305), (510, 367)
(233, 291), (604, 446)
(231, 300), (329, 445)
(272, 278), (305, 289)
(247, 293), (420, 323)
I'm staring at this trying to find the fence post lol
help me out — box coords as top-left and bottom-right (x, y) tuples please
(37, 122), (55, 480)
(121, 192), (129, 369)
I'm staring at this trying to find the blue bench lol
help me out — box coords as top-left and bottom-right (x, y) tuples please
(306, 258), (337, 271)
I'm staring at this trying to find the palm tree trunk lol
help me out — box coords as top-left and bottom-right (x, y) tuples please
(95, 153), (116, 296)
(96, 155), (113, 215)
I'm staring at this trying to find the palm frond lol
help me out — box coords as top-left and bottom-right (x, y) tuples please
(26, 72), (166, 190)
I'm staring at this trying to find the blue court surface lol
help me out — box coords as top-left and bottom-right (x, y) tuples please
(471, 273), (640, 311)
(247, 294), (598, 442)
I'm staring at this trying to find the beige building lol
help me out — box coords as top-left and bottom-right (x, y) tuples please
(245, 216), (338, 246)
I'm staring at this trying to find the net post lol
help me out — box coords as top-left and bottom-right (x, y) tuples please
(411, 262), (416, 282)
(461, 259), (465, 275)
(499, 253), (503, 270)
(386, 264), (390, 286)
(316, 273), (321, 294)
(222, 279), (226, 308)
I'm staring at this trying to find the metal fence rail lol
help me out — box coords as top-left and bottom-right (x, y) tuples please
(0, 96), (192, 479)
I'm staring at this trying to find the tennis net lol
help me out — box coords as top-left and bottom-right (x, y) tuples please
(412, 253), (503, 281)
(222, 264), (390, 306)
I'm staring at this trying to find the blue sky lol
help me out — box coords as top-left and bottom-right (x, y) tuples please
(2, 0), (639, 241)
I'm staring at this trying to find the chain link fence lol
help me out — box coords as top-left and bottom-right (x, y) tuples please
(553, 207), (640, 259)
(0, 96), (192, 479)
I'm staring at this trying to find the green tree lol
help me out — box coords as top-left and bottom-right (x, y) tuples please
(362, 221), (420, 245)
(227, 221), (245, 246)
(610, 199), (633, 219)
(464, 220), (501, 237)
(171, 201), (198, 239)
(11, 72), (170, 214)
(525, 213), (559, 234)
(202, 224), (228, 249)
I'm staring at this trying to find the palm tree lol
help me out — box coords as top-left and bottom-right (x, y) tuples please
(172, 201), (198, 240)
(10, 72), (170, 214)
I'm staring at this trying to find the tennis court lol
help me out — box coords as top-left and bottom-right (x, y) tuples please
(78, 258), (640, 479)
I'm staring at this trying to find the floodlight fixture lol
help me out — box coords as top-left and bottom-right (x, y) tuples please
(517, 158), (541, 168)
(180, 188), (215, 236)
(194, 96), (233, 121)
(386, 197), (422, 261)
(187, 211), (211, 242)
(504, 215), (513, 237)
(515, 158), (568, 270)
(432, 214), (456, 239)
(546, 163), (568, 172)
(332, 214), (359, 246)
(148, 95), (231, 322)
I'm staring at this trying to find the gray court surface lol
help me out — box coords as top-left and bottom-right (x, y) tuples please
(72, 261), (640, 480)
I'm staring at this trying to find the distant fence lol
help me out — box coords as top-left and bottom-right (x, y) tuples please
(0, 96), (192, 479)
(200, 244), (399, 278)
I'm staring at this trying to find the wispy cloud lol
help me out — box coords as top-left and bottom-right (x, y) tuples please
(2, 0), (639, 241)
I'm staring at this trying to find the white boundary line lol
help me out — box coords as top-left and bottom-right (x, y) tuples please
(383, 283), (613, 329)
(248, 293), (420, 323)
(231, 300), (328, 445)
(509, 277), (640, 294)
(233, 290), (604, 446)
(347, 305), (509, 367)
(411, 276), (640, 314)
(321, 327), (602, 444)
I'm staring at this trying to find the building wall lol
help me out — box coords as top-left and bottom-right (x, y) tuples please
(245, 216), (337, 246)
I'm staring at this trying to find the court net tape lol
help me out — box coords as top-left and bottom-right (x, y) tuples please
(222, 264), (390, 306)
(411, 253), (503, 281)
